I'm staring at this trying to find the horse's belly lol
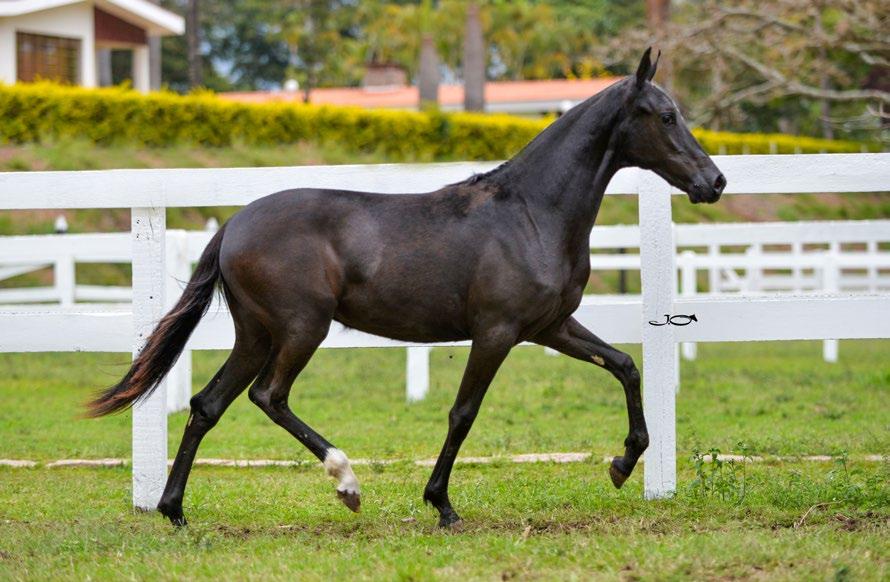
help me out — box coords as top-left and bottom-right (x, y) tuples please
(334, 288), (470, 343)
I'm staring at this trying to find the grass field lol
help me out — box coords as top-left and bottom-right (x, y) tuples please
(1, 340), (888, 579)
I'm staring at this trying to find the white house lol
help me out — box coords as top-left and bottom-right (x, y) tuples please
(0, 0), (183, 92)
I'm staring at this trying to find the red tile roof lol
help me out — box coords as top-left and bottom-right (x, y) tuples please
(220, 77), (620, 110)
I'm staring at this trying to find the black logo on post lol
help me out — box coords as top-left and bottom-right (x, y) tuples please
(648, 314), (698, 327)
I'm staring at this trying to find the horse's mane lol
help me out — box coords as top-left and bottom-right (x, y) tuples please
(457, 78), (629, 188)
(464, 160), (512, 185)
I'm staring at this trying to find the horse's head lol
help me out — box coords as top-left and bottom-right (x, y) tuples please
(617, 48), (726, 204)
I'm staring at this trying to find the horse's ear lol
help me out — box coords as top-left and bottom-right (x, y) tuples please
(647, 50), (661, 82)
(635, 47), (652, 90)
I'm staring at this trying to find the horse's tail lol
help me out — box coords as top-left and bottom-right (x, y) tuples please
(85, 225), (227, 417)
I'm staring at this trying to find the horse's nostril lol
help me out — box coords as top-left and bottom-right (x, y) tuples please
(713, 173), (726, 192)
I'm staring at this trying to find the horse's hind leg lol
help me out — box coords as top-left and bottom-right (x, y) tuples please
(535, 316), (648, 489)
(423, 326), (516, 528)
(157, 314), (269, 526)
(248, 313), (361, 512)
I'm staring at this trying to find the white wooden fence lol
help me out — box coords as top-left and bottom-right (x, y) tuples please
(585, 219), (890, 362)
(1, 154), (888, 507)
(4, 219), (887, 408)
(0, 227), (434, 411)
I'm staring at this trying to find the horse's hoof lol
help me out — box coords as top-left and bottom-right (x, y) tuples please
(158, 504), (187, 527)
(337, 489), (361, 513)
(437, 515), (464, 530)
(609, 458), (630, 489)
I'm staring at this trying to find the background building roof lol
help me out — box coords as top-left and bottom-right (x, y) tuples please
(221, 77), (620, 114)
(0, 0), (184, 36)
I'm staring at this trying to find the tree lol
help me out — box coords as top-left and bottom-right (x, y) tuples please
(463, 1), (485, 111)
(418, 0), (440, 107)
(159, 0), (237, 92)
(645, 0), (671, 90)
(359, 2), (422, 77)
(186, 0), (202, 87)
(148, 0), (162, 90)
(601, 0), (888, 141)
(283, 0), (362, 101)
(202, 0), (291, 90)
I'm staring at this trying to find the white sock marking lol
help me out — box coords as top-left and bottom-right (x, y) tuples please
(323, 448), (360, 495)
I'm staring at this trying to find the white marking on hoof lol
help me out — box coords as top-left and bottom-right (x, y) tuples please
(323, 448), (360, 495)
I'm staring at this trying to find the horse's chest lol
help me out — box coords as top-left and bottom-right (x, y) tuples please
(501, 253), (587, 329)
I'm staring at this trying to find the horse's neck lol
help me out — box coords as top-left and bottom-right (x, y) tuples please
(497, 103), (623, 243)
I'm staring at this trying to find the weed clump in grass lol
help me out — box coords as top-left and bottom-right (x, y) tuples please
(686, 442), (751, 504)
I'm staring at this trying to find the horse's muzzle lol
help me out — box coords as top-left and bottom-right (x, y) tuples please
(689, 172), (726, 204)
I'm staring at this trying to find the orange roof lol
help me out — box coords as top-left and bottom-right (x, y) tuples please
(220, 77), (620, 110)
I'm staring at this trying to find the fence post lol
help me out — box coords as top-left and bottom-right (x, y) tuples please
(791, 242), (803, 291)
(708, 243), (720, 293)
(745, 244), (763, 293)
(164, 231), (192, 413)
(131, 207), (168, 510)
(866, 240), (878, 292)
(638, 172), (678, 499)
(406, 346), (431, 402)
(679, 250), (697, 361)
(822, 245), (839, 363)
(55, 254), (75, 307)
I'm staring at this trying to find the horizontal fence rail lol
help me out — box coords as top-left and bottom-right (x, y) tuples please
(2, 153), (888, 209)
(1, 153), (888, 506)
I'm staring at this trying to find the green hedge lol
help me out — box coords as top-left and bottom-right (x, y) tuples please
(0, 82), (876, 159)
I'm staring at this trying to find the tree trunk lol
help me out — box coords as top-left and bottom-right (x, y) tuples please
(646, 0), (671, 91)
(186, 0), (202, 88)
(147, 0), (161, 90)
(710, 54), (725, 131)
(463, 2), (485, 112)
(814, 8), (834, 139)
(646, 0), (670, 27)
(419, 34), (440, 108)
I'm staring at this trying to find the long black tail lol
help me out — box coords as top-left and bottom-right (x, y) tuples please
(86, 225), (227, 417)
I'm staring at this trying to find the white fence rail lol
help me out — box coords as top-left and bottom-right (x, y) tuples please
(1, 153), (888, 506)
(0, 227), (434, 412)
(4, 219), (887, 405)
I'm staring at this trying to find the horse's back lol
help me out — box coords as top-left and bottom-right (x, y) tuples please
(217, 186), (494, 340)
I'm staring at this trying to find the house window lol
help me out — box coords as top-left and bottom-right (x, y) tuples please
(16, 32), (81, 84)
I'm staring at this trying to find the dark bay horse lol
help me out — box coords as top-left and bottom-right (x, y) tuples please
(88, 49), (725, 528)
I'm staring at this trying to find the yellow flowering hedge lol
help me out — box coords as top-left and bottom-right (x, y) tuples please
(0, 82), (876, 158)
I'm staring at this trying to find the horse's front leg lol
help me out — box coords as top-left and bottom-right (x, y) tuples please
(535, 316), (648, 488)
(423, 325), (516, 528)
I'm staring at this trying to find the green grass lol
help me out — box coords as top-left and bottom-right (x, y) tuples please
(0, 138), (395, 172)
(1, 341), (888, 462)
(0, 461), (886, 580)
(0, 341), (888, 579)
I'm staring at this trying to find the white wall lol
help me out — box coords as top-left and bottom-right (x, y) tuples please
(0, 2), (96, 86)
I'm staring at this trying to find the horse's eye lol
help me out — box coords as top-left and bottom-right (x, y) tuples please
(661, 112), (676, 126)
